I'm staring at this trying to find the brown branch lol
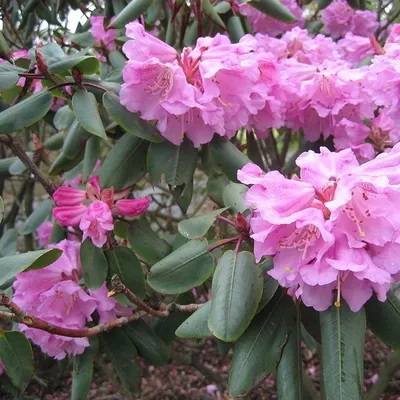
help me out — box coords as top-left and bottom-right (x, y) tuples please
(0, 291), (148, 337)
(108, 274), (203, 315)
(0, 135), (55, 196)
(207, 236), (240, 252)
(216, 215), (236, 228)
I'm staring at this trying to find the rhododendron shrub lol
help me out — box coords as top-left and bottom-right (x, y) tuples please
(0, 1), (400, 399)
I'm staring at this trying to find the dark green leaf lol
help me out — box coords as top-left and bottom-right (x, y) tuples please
(106, 246), (145, 299)
(176, 301), (212, 338)
(223, 182), (248, 213)
(318, 0), (333, 8)
(99, 134), (148, 190)
(80, 239), (108, 290)
(127, 218), (171, 265)
(210, 137), (250, 182)
(0, 72), (19, 90)
(247, 0), (297, 23)
(20, 200), (52, 235)
(365, 291), (400, 351)
(228, 16), (245, 43)
(300, 303), (321, 344)
(202, 0), (227, 29)
(0, 229), (17, 257)
(108, 51), (126, 69)
(62, 119), (90, 160)
(102, 92), (162, 142)
(72, 89), (107, 140)
(82, 136), (101, 180)
(208, 251), (263, 342)
(35, 43), (64, 67)
(54, 105), (75, 132)
(0, 91), (53, 134)
(44, 132), (64, 151)
(277, 305), (304, 400)
(48, 55), (99, 75)
(109, 0), (154, 28)
(148, 239), (214, 294)
(71, 345), (94, 400)
(123, 320), (169, 366)
(206, 170), (230, 207)
(8, 152), (33, 175)
(0, 249), (62, 286)
(257, 259), (279, 312)
(229, 294), (296, 396)
(178, 208), (228, 239)
(148, 139), (198, 187)
(0, 330), (34, 391)
(100, 329), (141, 394)
(320, 302), (365, 400)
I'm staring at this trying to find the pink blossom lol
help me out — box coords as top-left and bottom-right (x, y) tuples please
(321, 0), (378, 38)
(90, 16), (116, 51)
(387, 24), (400, 45)
(36, 221), (53, 247)
(79, 201), (113, 247)
(53, 186), (87, 206)
(236, 0), (304, 37)
(89, 283), (132, 324)
(114, 197), (151, 217)
(53, 205), (87, 227)
(337, 33), (375, 67)
(238, 146), (400, 312)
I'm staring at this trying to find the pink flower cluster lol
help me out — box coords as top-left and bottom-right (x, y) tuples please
(52, 175), (150, 247)
(119, 20), (400, 157)
(13, 240), (132, 359)
(238, 146), (400, 312)
(321, 0), (378, 38)
(234, 0), (304, 37)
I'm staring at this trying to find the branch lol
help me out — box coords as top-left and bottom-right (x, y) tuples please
(0, 291), (147, 337)
(207, 236), (240, 252)
(0, 135), (55, 196)
(366, 351), (400, 400)
(108, 274), (203, 316)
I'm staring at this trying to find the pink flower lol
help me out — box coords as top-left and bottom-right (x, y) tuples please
(123, 21), (177, 63)
(114, 197), (151, 217)
(321, 0), (378, 39)
(387, 24), (400, 45)
(89, 283), (132, 324)
(79, 201), (114, 248)
(36, 221), (53, 247)
(53, 205), (87, 227)
(53, 186), (87, 206)
(90, 16), (116, 51)
(337, 33), (375, 67)
(20, 324), (90, 360)
(238, 146), (400, 312)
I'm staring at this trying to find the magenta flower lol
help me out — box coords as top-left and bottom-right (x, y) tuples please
(52, 175), (150, 247)
(90, 16), (116, 51)
(238, 146), (400, 312)
(387, 24), (400, 45)
(79, 201), (114, 248)
(89, 283), (132, 324)
(321, 0), (378, 39)
(36, 221), (53, 247)
(337, 33), (375, 67)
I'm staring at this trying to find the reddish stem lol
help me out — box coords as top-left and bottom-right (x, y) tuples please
(207, 236), (240, 252)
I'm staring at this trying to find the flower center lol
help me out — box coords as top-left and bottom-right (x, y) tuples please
(145, 67), (174, 98)
(279, 224), (321, 258)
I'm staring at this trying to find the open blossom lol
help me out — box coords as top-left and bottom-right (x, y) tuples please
(321, 0), (378, 38)
(90, 16), (116, 51)
(36, 221), (53, 247)
(53, 175), (150, 247)
(238, 145), (400, 312)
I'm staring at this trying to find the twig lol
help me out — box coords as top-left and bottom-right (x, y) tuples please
(366, 351), (400, 400)
(0, 135), (55, 196)
(207, 236), (240, 252)
(234, 235), (244, 254)
(0, 291), (148, 337)
(47, 81), (108, 93)
(377, 8), (400, 37)
(216, 215), (236, 228)
(108, 274), (203, 315)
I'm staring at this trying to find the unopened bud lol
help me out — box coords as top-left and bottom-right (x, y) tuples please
(234, 212), (248, 234)
(35, 49), (48, 74)
(72, 67), (83, 85)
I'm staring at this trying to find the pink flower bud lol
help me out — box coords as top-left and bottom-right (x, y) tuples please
(79, 201), (114, 248)
(53, 206), (87, 227)
(115, 197), (151, 217)
(53, 187), (87, 206)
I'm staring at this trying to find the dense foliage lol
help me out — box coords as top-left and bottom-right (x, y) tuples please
(0, 0), (400, 398)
